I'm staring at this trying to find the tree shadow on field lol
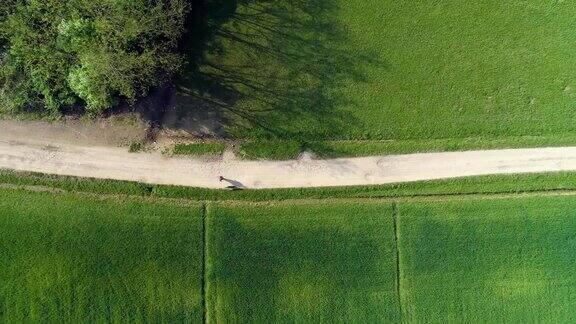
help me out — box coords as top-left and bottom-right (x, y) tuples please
(168, 0), (381, 140)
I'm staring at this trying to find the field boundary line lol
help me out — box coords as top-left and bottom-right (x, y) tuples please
(200, 202), (208, 324)
(210, 189), (576, 204)
(392, 203), (404, 322)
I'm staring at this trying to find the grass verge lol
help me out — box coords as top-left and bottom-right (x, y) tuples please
(309, 135), (576, 158)
(218, 133), (576, 159)
(238, 140), (302, 160)
(173, 142), (226, 156)
(4, 169), (576, 201)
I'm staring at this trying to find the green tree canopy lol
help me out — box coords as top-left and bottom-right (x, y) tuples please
(0, 0), (188, 114)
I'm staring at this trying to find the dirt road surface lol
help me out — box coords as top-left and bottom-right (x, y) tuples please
(2, 137), (576, 188)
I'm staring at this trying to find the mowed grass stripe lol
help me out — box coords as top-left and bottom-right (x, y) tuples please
(397, 196), (576, 322)
(205, 201), (401, 323)
(0, 188), (204, 323)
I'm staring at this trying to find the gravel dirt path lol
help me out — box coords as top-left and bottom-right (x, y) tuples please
(2, 137), (576, 188)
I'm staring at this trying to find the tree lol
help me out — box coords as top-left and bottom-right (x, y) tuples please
(0, 0), (189, 114)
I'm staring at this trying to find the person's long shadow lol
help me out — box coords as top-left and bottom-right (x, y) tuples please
(168, 0), (384, 143)
(220, 177), (246, 189)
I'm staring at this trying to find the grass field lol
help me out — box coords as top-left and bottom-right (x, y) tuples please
(4, 172), (576, 322)
(0, 189), (203, 323)
(177, 0), (576, 158)
(205, 201), (400, 323)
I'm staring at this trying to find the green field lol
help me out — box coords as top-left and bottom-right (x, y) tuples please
(398, 196), (576, 322)
(205, 196), (576, 322)
(205, 202), (400, 323)
(178, 0), (576, 157)
(0, 189), (203, 323)
(4, 174), (576, 322)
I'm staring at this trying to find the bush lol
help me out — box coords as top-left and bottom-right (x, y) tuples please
(128, 141), (144, 153)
